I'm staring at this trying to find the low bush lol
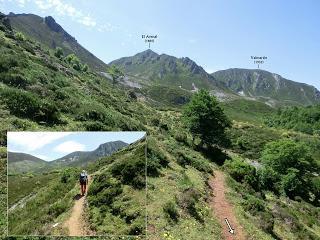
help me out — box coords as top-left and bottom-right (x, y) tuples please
(242, 195), (265, 215)
(0, 88), (60, 123)
(177, 187), (203, 222)
(257, 167), (280, 193)
(110, 156), (145, 189)
(163, 201), (179, 223)
(0, 73), (31, 88)
(224, 158), (257, 189)
(88, 176), (123, 207)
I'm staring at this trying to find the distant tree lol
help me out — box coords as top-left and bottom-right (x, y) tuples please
(15, 32), (25, 41)
(65, 53), (82, 71)
(261, 139), (318, 176)
(107, 65), (124, 85)
(183, 89), (231, 147)
(82, 63), (89, 72)
(54, 47), (64, 59)
(260, 139), (319, 199)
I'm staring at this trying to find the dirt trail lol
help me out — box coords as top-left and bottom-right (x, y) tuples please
(209, 170), (246, 240)
(64, 175), (93, 236)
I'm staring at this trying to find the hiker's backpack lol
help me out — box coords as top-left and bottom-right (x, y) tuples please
(80, 173), (87, 184)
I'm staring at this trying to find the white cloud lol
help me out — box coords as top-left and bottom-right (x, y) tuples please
(31, 0), (100, 28)
(78, 15), (96, 27)
(53, 141), (85, 154)
(17, 0), (29, 7)
(8, 132), (73, 151)
(97, 22), (118, 32)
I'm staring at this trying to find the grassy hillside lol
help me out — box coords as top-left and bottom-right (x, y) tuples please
(7, 13), (107, 71)
(8, 172), (58, 207)
(86, 139), (146, 235)
(222, 98), (275, 124)
(0, 11), (319, 240)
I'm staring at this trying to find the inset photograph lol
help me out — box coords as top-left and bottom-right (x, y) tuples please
(7, 131), (147, 237)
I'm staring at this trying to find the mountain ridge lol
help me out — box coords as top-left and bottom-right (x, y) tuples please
(6, 12), (107, 71)
(212, 68), (320, 106)
(8, 141), (129, 173)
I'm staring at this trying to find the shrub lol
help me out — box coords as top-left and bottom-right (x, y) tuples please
(261, 139), (317, 176)
(310, 177), (320, 206)
(110, 149), (145, 189)
(76, 103), (115, 126)
(177, 187), (203, 222)
(224, 158), (257, 187)
(281, 168), (305, 198)
(54, 47), (64, 59)
(88, 176), (123, 207)
(257, 167), (280, 192)
(65, 54), (82, 71)
(48, 201), (67, 217)
(150, 118), (160, 126)
(0, 73), (31, 88)
(128, 217), (145, 235)
(147, 138), (169, 176)
(258, 211), (274, 234)
(163, 201), (179, 223)
(242, 195), (265, 215)
(0, 56), (20, 72)
(0, 88), (60, 123)
(15, 32), (25, 41)
(174, 131), (188, 144)
(81, 64), (89, 72)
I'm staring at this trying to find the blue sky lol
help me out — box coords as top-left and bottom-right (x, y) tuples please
(7, 131), (146, 161)
(1, 0), (319, 89)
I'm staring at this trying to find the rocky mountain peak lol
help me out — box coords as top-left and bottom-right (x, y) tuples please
(44, 15), (76, 42)
(181, 57), (205, 75)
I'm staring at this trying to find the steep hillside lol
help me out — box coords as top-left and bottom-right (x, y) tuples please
(109, 49), (232, 100)
(8, 152), (48, 174)
(7, 13), (107, 71)
(212, 68), (320, 106)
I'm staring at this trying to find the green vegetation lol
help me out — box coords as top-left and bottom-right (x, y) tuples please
(87, 140), (146, 235)
(222, 98), (274, 123)
(183, 89), (231, 146)
(8, 173), (58, 207)
(8, 168), (78, 235)
(107, 65), (124, 85)
(0, 11), (319, 239)
(54, 47), (64, 59)
(260, 139), (319, 204)
(143, 85), (191, 107)
(265, 105), (320, 135)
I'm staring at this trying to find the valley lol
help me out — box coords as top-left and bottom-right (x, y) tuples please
(0, 9), (319, 240)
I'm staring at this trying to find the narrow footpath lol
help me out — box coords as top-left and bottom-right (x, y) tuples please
(64, 176), (92, 236)
(209, 170), (246, 240)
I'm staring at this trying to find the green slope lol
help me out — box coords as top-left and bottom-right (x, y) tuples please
(7, 13), (107, 71)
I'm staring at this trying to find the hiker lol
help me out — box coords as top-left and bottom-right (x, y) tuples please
(79, 170), (88, 196)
